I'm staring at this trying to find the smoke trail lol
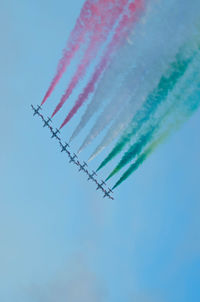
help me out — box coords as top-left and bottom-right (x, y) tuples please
(60, 0), (145, 130)
(74, 0), (163, 147)
(97, 42), (200, 171)
(89, 102), (133, 162)
(106, 102), (179, 180)
(112, 62), (200, 188)
(112, 127), (176, 189)
(52, 0), (128, 118)
(113, 82), (200, 189)
(41, 0), (98, 106)
(93, 21), (200, 162)
(107, 124), (158, 180)
(78, 0), (199, 153)
(66, 0), (155, 143)
(107, 52), (200, 179)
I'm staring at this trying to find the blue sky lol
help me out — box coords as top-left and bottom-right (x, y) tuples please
(1, 1), (200, 301)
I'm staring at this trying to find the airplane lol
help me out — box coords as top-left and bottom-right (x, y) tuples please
(69, 153), (77, 163)
(43, 117), (52, 128)
(78, 162), (88, 172)
(103, 190), (114, 199)
(103, 191), (109, 198)
(59, 142), (70, 152)
(96, 180), (106, 191)
(88, 171), (97, 181)
(107, 188), (113, 194)
(51, 128), (60, 140)
(84, 169), (90, 176)
(31, 104), (42, 116)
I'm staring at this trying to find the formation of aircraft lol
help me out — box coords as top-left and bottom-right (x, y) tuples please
(32, 104), (42, 116)
(31, 104), (114, 199)
(51, 128), (60, 140)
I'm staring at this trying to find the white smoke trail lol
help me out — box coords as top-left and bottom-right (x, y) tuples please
(89, 103), (133, 161)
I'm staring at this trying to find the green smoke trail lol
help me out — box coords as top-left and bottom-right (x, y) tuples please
(106, 97), (179, 180)
(106, 123), (158, 180)
(112, 127), (176, 189)
(113, 80), (200, 189)
(108, 51), (200, 180)
(97, 42), (200, 172)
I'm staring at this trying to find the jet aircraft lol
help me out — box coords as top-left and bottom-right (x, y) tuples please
(43, 117), (52, 127)
(96, 180), (106, 191)
(78, 162), (88, 172)
(107, 188), (113, 194)
(69, 153), (78, 163)
(32, 104), (42, 116)
(103, 190), (114, 199)
(60, 142), (70, 152)
(51, 128), (60, 140)
(88, 171), (97, 181)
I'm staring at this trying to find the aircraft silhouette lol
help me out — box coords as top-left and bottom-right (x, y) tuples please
(51, 128), (60, 140)
(60, 142), (70, 153)
(108, 188), (113, 194)
(88, 171), (97, 181)
(103, 189), (114, 199)
(69, 153), (77, 163)
(43, 117), (52, 127)
(96, 180), (106, 191)
(78, 162), (88, 172)
(32, 104), (42, 116)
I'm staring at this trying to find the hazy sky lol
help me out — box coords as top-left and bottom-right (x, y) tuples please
(1, 1), (200, 301)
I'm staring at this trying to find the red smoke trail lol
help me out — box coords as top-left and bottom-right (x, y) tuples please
(52, 0), (128, 118)
(41, 0), (104, 106)
(60, 0), (144, 129)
